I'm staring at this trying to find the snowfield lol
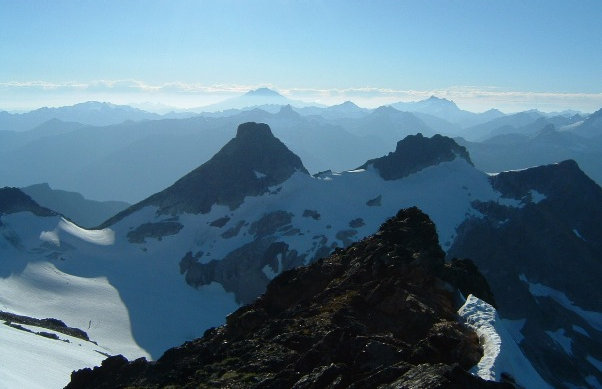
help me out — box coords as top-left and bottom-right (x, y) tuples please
(0, 321), (108, 389)
(458, 294), (550, 388)
(0, 156), (535, 387)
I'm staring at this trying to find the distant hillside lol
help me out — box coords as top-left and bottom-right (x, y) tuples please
(21, 183), (129, 228)
(0, 101), (160, 132)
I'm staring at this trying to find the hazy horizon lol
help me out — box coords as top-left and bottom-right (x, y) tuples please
(0, 88), (598, 116)
(1, 1), (601, 114)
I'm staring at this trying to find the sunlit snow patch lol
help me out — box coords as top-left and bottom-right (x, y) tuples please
(39, 217), (115, 247)
(0, 321), (108, 389)
(458, 294), (550, 388)
(39, 230), (60, 247)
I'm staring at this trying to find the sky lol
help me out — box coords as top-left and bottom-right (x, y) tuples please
(1, 0), (601, 113)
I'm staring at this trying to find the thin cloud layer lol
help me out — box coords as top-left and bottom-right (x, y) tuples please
(1, 80), (600, 113)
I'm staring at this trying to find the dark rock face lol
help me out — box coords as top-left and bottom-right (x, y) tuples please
(366, 194), (382, 206)
(449, 160), (602, 388)
(179, 239), (306, 304)
(67, 208), (509, 389)
(0, 187), (56, 217)
(360, 133), (472, 180)
(0, 310), (89, 341)
(126, 221), (184, 243)
(302, 209), (320, 220)
(249, 210), (293, 238)
(102, 122), (309, 225)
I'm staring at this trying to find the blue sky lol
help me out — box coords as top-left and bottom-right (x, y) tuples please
(1, 0), (601, 112)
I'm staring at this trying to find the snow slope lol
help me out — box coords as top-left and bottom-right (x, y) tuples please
(458, 294), (550, 388)
(0, 321), (108, 389)
(0, 155), (541, 387)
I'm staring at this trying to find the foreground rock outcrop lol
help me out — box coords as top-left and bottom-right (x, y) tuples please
(67, 208), (509, 388)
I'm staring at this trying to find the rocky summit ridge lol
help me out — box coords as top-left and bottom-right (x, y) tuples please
(67, 208), (507, 389)
(0, 187), (56, 217)
(102, 122), (308, 225)
(360, 133), (472, 180)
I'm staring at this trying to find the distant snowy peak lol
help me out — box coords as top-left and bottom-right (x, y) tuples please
(390, 96), (506, 128)
(360, 133), (473, 180)
(200, 88), (319, 112)
(104, 122), (309, 223)
(0, 187), (56, 217)
(425, 95), (459, 107)
(391, 96), (460, 116)
(569, 108), (602, 138)
(243, 88), (283, 98)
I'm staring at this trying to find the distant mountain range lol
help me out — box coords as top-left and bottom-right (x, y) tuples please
(392, 95), (505, 128)
(0, 92), (600, 203)
(0, 101), (161, 131)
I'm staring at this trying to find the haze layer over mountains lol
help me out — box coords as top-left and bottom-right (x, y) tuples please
(1, 89), (600, 205)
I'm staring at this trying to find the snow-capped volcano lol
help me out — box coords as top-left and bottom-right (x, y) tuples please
(198, 88), (318, 112)
(1, 122), (600, 387)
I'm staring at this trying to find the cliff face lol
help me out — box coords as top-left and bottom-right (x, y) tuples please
(67, 208), (508, 389)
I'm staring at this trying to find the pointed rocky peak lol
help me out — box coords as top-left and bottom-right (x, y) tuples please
(372, 105), (401, 116)
(566, 108), (602, 138)
(590, 107), (602, 119)
(484, 108), (504, 115)
(275, 104), (300, 118)
(426, 95), (455, 105)
(360, 133), (473, 180)
(583, 107), (602, 127)
(321, 101), (369, 119)
(339, 100), (358, 108)
(0, 187), (56, 217)
(67, 207), (501, 388)
(105, 123), (309, 222)
(330, 100), (360, 110)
